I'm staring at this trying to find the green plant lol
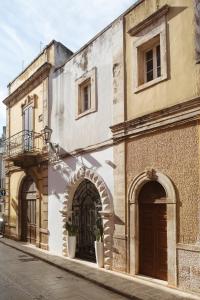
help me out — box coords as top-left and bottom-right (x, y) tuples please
(65, 221), (78, 236)
(94, 216), (103, 242)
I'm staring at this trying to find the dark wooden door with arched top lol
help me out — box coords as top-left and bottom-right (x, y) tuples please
(21, 176), (37, 245)
(139, 181), (167, 281)
(72, 179), (102, 262)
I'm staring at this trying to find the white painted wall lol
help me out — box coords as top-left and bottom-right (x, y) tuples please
(48, 147), (114, 255)
(50, 18), (124, 152)
(48, 17), (124, 255)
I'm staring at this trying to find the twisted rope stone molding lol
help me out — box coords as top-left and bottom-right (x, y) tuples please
(60, 166), (114, 270)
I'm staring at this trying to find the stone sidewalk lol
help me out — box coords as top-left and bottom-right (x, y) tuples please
(0, 237), (199, 300)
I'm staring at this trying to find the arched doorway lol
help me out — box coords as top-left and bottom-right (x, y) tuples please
(72, 179), (102, 262)
(139, 181), (167, 281)
(21, 176), (37, 245)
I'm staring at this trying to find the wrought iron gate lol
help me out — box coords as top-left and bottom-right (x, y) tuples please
(72, 179), (102, 262)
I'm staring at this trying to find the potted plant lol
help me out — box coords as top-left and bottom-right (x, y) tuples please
(94, 217), (104, 268)
(65, 220), (78, 259)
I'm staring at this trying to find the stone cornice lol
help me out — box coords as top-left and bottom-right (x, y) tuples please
(3, 62), (52, 107)
(110, 96), (200, 140)
(128, 4), (169, 36)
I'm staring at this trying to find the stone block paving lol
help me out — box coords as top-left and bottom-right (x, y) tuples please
(0, 238), (199, 300)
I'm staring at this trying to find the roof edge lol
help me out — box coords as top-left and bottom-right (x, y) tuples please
(55, 0), (144, 71)
(7, 40), (72, 88)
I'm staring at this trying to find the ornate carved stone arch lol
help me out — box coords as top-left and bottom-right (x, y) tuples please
(128, 168), (176, 204)
(60, 167), (114, 270)
(128, 168), (177, 286)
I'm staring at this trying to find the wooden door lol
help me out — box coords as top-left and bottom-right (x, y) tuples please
(21, 177), (37, 245)
(139, 181), (167, 281)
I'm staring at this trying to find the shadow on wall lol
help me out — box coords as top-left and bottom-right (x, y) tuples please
(48, 165), (68, 198)
(166, 6), (187, 82)
(11, 198), (18, 215)
(59, 146), (102, 170)
(48, 153), (101, 197)
(49, 146), (117, 224)
(112, 214), (125, 254)
(175, 184), (181, 244)
(168, 6), (187, 22)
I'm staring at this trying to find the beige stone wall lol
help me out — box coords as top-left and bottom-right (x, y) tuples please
(6, 74), (48, 245)
(9, 81), (46, 136)
(125, 0), (200, 119)
(9, 46), (54, 94)
(9, 170), (24, 233)
(4, 42), (73, 249)
(127, 122), (200, 244)
(6, 165), (48, 248)
(126, 122), (200, 292)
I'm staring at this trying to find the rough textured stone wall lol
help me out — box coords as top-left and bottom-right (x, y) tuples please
(127, 122), (199, 244)
(127, 122), (200, 292)
(177, 247), (200, 293)
(194, 0), (200, 63)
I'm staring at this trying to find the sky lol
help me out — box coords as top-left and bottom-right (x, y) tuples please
(0, 0), (136, 136)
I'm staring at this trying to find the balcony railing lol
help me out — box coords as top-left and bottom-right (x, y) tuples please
(3, 130), (45, 160)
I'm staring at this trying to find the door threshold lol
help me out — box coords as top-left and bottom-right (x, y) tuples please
(21, 242), (37, 248)
(136, 274), (168, 286)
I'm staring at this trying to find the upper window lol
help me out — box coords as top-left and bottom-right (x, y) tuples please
(130, 7), (168, 93)
(79, 79), (91, 114)
(145, 44), (161, 82)
(75, 68), (97, 119)
(138, 35), (161, 86)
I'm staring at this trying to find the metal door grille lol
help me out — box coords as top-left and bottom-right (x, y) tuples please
(72, 179), (102, 262)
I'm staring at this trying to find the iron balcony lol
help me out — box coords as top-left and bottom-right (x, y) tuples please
(3, 130), (47, 167)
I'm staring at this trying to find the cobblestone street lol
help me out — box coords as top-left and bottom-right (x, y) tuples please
(0, 243), (128, 300)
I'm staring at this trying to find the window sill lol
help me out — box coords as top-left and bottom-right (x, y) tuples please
(75, 107), (96, 120)
(134, 74), (167, 94)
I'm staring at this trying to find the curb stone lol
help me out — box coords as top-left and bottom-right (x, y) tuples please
(0, 238), (199, 300)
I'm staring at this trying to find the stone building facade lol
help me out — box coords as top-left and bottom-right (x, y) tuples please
(0, 126), (6, 213)
(111, 0), (200, 294)
(3, 41), (72, 249)
(2, 0), (200, 296)
(48, 16), (124, 271)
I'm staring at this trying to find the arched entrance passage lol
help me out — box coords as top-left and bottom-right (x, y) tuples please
(21, 176), (37, 245)
(72, 179), (102, 262)
(139, 181), (167, 280)
(61, 167), (114, 270)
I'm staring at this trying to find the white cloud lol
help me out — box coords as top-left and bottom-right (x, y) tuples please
(0, 0), (136, 135)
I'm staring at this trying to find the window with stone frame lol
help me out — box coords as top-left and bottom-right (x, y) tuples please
(129, 5), (169, 93)
(75, 68), (97, 119)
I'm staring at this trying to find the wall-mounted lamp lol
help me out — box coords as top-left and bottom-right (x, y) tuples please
(43, 126), (60, 163)
(43, 125), (53, 144)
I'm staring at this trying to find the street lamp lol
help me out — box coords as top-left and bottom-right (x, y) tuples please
(43, 126), (60, 163)
(43, 125), (53, 144)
